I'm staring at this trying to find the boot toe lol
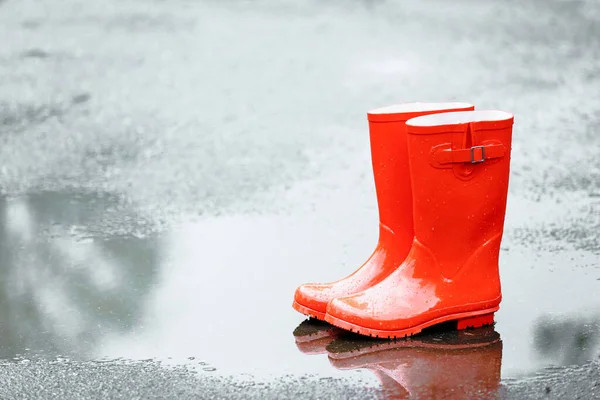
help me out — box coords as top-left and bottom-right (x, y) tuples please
(294, 283), (334, 314)
(327, 294), (373, 327)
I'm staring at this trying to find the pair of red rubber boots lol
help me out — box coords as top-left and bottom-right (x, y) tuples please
(293, 102), (514, 338)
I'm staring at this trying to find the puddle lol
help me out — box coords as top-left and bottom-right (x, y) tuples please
(0, 188), (599, 385)
(0, 191), (160, 360)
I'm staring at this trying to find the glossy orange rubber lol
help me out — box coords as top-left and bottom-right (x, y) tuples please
(325, 110), (514, 337)
(326, 327), (502, 398)
(293, 102), (475, 320)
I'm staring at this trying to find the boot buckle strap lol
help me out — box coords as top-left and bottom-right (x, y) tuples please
(430, 142), (505, 167)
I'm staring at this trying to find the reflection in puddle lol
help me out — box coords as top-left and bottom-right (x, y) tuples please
(0, 191), (159, 360)
(534, 315), (600, 366)
(293, 318), (343, 356)
(294, 319), (503, 399)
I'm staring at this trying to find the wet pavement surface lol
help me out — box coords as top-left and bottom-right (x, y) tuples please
(1, 0), (600, 398)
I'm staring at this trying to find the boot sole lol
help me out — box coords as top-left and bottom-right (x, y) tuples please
(324, 307), (498, 339)
(292, 300), (326, 321)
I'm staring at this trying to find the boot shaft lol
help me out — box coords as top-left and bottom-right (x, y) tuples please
(366, 103), (474, 240)
(406, 110), (514, 276)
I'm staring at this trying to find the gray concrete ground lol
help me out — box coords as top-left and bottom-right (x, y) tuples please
(0, 358), (599, 399)
(1, 0), (600, 398)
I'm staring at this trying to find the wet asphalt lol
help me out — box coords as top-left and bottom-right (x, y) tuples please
(1, 0), (600, 398)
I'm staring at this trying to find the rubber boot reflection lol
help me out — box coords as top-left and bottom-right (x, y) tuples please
(326, 326), (502, 399)
(293, 319), (344, 355)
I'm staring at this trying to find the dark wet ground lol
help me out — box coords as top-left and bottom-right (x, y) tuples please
(1, 0), (600, 398)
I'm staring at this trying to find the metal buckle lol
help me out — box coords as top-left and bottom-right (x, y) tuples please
(470, 146), (486, 164)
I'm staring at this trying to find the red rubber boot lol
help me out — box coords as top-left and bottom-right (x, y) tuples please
(293, 102), (475, 320)
(325, 110), (514, 337)
(326, 327), (502, 399)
